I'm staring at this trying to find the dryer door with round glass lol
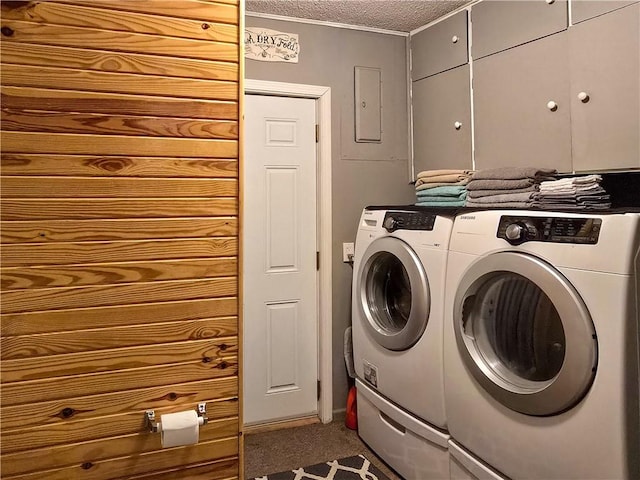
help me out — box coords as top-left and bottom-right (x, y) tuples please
(454, 251), (597, 416)
(357, 236), (430, 351)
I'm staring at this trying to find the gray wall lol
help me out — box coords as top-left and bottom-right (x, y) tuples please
(245, 16), (415, 411)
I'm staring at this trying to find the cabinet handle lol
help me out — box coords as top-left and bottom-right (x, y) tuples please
(454, 121), (463, 130)
(452, 35), (459, 43)
(577, 91), (590, 103)
(546, 100), (558, 111)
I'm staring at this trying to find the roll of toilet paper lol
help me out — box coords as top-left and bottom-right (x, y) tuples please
(160, 410), (200, 448)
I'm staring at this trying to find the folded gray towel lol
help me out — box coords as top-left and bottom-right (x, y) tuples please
(466, 191), (535, 204)
(534, 193), (577, 201)
(538, 185), (606, 196)
(468, 186), (537, 199)
(467, 178), (536, 191)
(472, 167), (557, 181)
(576, 194), (610, 202)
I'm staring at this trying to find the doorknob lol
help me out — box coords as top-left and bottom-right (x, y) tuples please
(577, 92), (590, 103)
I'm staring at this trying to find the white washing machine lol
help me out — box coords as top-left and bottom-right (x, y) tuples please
(449, 440), (506, 480)
(352, 206), (453, 479)
(444, 209), (640, 479)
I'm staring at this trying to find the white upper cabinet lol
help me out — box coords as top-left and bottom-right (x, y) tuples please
(471, 0), (568, 60)
(473, 32), (572, 172)
(410, 0), (639, 174)
(571, 0), (638, 24)
(569, 3), (639, 171)
(411, 11), (468, 81)
(412, 65), (473, 173)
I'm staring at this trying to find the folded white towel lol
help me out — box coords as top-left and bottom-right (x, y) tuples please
(539, 175), (602, 192)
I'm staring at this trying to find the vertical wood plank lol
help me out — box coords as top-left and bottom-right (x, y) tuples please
(0, 0), (241, 477)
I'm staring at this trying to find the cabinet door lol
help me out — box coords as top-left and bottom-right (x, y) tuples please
(411, 11), (468, 81)
(571, 0), (638, 24)
(569, 3), (639, 171)
(412, 65), (472, 174)
(471, 0), (568, 60)
(473, 32), (572, 172)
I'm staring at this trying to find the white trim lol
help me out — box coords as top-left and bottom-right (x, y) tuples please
(245, 79), (333, 425)
(406, 35), (415, 181)
(468, 0), (476, 171)
(568, 0), (574, 26)
(246, 11), (408, 37)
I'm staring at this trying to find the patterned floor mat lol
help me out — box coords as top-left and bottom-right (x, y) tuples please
(251, 454), (390, 480)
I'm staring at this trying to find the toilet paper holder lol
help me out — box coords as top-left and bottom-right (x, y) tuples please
(146, 403), (208, 433)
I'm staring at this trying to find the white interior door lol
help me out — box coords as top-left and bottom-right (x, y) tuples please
(243, 94), (318, 425)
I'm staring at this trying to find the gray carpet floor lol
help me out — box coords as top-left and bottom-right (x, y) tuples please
(244, 413), (402, 480)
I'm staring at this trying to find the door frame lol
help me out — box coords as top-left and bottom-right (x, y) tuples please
(245, 79), (333, 424)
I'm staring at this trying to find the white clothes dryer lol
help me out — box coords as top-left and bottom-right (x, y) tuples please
(353, 206), (453, 429)
(443, 210), (640, 479)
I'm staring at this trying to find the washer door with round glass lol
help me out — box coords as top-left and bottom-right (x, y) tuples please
(454, 252), (597, 416)
(357, 236), (430, 351)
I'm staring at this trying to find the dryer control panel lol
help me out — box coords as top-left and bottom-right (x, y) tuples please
(498, 215), (602, 245)
(383, 211), (436, 232)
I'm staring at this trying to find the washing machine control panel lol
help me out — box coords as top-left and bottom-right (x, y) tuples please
(498, 215), (601, 245)
(383, 211), (436, 232)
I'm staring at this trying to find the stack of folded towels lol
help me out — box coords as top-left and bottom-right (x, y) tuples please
(534, 174), (611, 210)
(415, 169), (473, 207)
(465, 167), (557, 208)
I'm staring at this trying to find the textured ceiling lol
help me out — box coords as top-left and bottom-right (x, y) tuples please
(245, 0), (470, 33)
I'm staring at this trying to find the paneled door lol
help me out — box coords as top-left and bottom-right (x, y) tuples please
(243, 94), (318, 425)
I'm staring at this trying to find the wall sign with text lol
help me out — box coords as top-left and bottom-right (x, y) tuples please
(245, 27), (299, 63)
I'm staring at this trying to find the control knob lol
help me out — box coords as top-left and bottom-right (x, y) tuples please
(505, 223), (525, 241)
(383, 216), (398, 232)
(505, 221), (538, 244)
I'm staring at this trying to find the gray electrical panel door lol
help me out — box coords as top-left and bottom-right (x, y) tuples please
(569, 3), (640, 171)
(411, 10), (468, 81)
(412, 65), (472, 175)
(471, 0), (568, 60)
(571, 0), (638, 25)
(473, 32), (572, 172)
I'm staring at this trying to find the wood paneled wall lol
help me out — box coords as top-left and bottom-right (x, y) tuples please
(0, 1), (241, 478)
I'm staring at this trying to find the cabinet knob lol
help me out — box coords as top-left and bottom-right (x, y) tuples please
(452, 35), (459, 43)
(545, 0), (555, 4)
(577, 91), (590, 103)
(546, 100), (558, 111)
(454, 121), (463, 130)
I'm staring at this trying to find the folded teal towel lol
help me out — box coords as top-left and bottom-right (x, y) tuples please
(416, 195), (466, 203)
(416, 185), (467, 198)
(415, 199), (466, 207)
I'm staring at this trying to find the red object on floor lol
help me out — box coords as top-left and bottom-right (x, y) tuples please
(345, 385), (358, 430)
